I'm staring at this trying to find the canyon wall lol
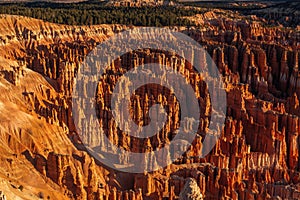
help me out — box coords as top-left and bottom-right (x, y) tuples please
(0, 10), (299, 200)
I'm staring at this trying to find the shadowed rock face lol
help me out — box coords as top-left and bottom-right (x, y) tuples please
(0, 8), (299, 200)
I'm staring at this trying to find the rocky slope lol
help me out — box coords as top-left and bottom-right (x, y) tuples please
(0, 8), (300, 200)
(250, 1), (300, 28)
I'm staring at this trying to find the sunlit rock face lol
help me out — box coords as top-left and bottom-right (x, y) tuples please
(0, 10), (299, 200)
(179, 178), (203, 200)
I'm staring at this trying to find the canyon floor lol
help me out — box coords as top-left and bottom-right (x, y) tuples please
(0, 2), (300, 200)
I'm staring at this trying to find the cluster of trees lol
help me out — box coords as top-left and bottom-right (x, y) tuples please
(0, 2), (205, 26)
(181, 1), (266, 11)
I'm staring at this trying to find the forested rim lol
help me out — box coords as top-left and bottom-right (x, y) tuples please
(0, 2), (207, 26)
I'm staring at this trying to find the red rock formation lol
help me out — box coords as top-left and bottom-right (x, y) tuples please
(0, 10), (300, 200)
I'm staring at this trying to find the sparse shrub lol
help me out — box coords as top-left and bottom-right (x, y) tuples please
(18, 185), (23, 192)
(38, 191), (44, 199)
